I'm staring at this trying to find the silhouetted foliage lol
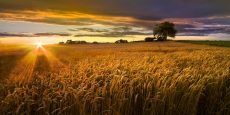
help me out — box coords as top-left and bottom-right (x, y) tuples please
(153, 22), (177, 41)
(66, 40), (74, 44)
(66, 40), (87, 44)
(92, 41), (98, 44)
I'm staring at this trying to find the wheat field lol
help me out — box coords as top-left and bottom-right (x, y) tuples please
(0, 42), (230, 115)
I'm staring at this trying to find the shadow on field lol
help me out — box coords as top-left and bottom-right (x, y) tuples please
(0, 50), (30, 79)
(33, 51), (51, 74)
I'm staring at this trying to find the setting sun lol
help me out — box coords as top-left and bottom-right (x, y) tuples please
(36, 42), (43, 48)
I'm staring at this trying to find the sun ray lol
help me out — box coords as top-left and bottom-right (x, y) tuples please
(7, 43), (69, 85)
(39, 46), (69, 73)
(7, 48), (38, 85)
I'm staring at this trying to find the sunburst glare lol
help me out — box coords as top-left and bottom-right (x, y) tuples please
(36, 42), (43, 48)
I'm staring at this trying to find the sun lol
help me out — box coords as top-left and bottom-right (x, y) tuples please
(36, 42), (43, 48)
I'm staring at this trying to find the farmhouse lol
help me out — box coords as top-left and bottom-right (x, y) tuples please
(145, 37), (156, 42)
(115, 39), (128, 43)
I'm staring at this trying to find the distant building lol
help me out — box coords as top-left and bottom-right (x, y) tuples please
(59, 42), (65, 44)
(115, 39), (128, 43)
(156, 36), (167, 41)
(145, 37), (156, 42)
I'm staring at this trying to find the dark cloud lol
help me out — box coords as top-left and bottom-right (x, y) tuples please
(1, 0), (230, 37)
(74, 32), (150, 38)
(34, 32), (72, 36)
(1, 0), (230, 19)
(0, 32), (34, 37)
(74, 33), (122, 38)
(177, 22), (230, 36)
(74, 27), (151, 37)
(177, 32), (207, 36)
(29, 18), (94, 26)
(0, 32), (72, 37)
(70, 28), (109, 33)
(111, 26), (132, 32)
(198, 17), (230, 27)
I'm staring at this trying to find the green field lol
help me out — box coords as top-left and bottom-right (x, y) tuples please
(0, 42), (230, 115)
(177, 40), (230, 47)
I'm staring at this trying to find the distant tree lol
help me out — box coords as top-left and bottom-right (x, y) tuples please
(92, 41), (98, 44)
(66, 40), (73, 44)
(79, 41), (87, 44)
(153, 22), (177, 41)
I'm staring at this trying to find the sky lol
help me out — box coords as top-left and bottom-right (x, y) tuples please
(0, 0), (230, 44)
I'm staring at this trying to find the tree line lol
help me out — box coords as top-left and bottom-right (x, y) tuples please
(59, 21), (177, 44)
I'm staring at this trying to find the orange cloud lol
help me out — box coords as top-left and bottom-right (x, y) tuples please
(0, 10), (140, 26)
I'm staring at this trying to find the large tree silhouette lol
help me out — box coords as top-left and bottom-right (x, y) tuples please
(153, 22), (177, 41)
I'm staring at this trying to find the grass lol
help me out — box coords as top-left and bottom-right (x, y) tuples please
(176, 40), (230, 47)
(0, 41), (230, 115)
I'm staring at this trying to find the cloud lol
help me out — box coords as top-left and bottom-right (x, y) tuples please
(0, 32), (34, 37)
(1, 0), (230, 19)
(34, 32), (71, 36)
(0, 32), (72, 37)
(0, 10), (141, 27)
(74, 33), (122, 38)
(180, 23), (230, 36)
(74, 27), (151, 37)
(0, 11), (101, 26)
(70, 28), (110, 33)
(1, 0), (230, 37)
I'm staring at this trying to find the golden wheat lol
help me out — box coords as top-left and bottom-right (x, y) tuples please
(0, 42), (230, 115)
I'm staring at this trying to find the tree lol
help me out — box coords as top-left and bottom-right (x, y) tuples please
(153, 22), (177, 41)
